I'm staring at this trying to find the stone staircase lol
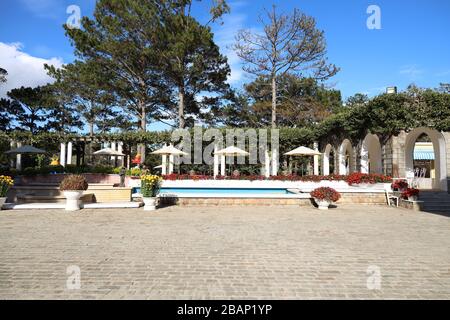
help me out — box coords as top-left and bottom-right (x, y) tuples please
(419, 191), (450, 215)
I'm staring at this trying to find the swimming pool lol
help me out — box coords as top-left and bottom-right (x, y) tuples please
(133, 187), (296, 195)
(160, 188), (294, 195)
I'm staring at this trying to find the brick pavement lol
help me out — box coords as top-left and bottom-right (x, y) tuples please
(0, 205), (449, 299)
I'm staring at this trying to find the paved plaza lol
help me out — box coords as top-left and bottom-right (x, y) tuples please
(0, 205), (449, 299)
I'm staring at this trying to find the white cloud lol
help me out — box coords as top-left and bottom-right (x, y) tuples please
(0, 42), (64, 98)
(399, 64), (424, 80)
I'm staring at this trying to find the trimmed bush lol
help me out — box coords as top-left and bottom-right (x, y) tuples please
(60, 175), (89, 191)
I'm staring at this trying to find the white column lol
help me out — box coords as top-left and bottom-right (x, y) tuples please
(360, 144), (369, 173)
(169, 154), (174, 174)
(271, 149), (278, 176)
(323, 154), (330, 176)
(265, 149), (270, 178)
(10, 141), (15, 168)
(60, 143), (66, 167)
(339, 153), (346, 175)
(220, 155), (226, 176)
(16, 142), (22, 171)
(213, 145), (219, 178)
(67, 142), (73, 165)
(313, 142), (319, 175)
(161, 155), (167, 175)
(110, 141), (116, 163)
(118, 142), (124, 167)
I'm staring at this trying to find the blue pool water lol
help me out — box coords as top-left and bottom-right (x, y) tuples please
(133, 187), (293, 195)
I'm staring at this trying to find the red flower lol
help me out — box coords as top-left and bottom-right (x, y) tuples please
(310, 187), (341, 202)
(401, 188), (419, 199)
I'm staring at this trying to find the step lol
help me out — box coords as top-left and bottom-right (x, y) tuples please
(2, 201), (143, 210)
(16, 193), (95, 204)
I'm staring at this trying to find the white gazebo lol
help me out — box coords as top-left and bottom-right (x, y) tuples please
(284, 145), (322, 175)
(214, 146), (250, 177)
(151, 144), (188, 175)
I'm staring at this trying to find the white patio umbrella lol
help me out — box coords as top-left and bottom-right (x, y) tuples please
(4, 145), (47, 155)
(284, 146), (321, 175)
(151, 145), (188, 174)
(151, 145), (188, 156)
(284, 146), (321, 156)
(93, 148), (125, 156)
(93, 148), (125, 167)
(214, 146), (250, 176)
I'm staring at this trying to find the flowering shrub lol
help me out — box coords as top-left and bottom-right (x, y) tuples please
(391, 179), (408, 190)
(401, 188), (419, 199)
(141, 175), (163, 197)
(0, 175), (14, 197)
(60, 175), (88, 191)
(310, 187), (341, 202)
(345, 172), (392, 185)
(162, 173), (392, 184)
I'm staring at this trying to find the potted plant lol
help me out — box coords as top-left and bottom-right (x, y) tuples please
(310, 187), (341, 210)
(402, 188), (419, 201)
(391, 179), (408, 192)
(60, 175), (89, 211)
(141, 175), (163, 211)
(0, 175), (14, 210)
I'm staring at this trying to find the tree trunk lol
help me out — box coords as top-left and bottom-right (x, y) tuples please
(178, 88), (185, 129)
(271, 75), (277, 128)
(88, 122), (94, 165)
(89, 122), (94, 137)
(139, 100), (146, 164)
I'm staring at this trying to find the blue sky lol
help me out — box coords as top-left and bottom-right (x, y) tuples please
(1, 0), (449, 130)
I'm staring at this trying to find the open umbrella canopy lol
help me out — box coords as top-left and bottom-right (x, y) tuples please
(284, 146), (321, 156)
(215, 146), (249, 156)
(4, 145), (47, 155)
(93, 148), (125, 156)
(151, 145), (188, 156)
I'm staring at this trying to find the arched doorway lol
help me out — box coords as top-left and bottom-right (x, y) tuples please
(338, 139), (354, 175)
(322, 144), (336, 175)
(361, 133), (382, 174)
(405, 127), (447, 191)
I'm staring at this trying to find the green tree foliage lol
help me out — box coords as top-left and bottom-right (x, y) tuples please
(221, 75), (342, 127)
(0, 98), (20, 132)
(46, 60), (123, 135)
(64, 0), (171, 132)
(0, 68), (7, 84)
(42, 84), (84, 133)
(7, 86), (49, 134)
(154, 3), (231, 128)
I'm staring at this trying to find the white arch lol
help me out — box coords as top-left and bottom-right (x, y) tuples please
(361, 133), (382, 174)
(322, 144), (335, 175)
(405, 127), (447, 191)
(338, 139), (354, 175)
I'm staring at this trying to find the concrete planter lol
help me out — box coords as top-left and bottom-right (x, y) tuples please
(143, 197), (157, 211)
(0, 197), (6, 210)
(63, 191), (84, 211)
(314, 198), (331, 210)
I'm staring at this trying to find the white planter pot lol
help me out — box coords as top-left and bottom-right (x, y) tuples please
(315, 198), (331, 210)
(0, 197), (6, 210)
(408, 195), (418, 201)
(63, 191), (84, 211)
(143, 197), (157, 211)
